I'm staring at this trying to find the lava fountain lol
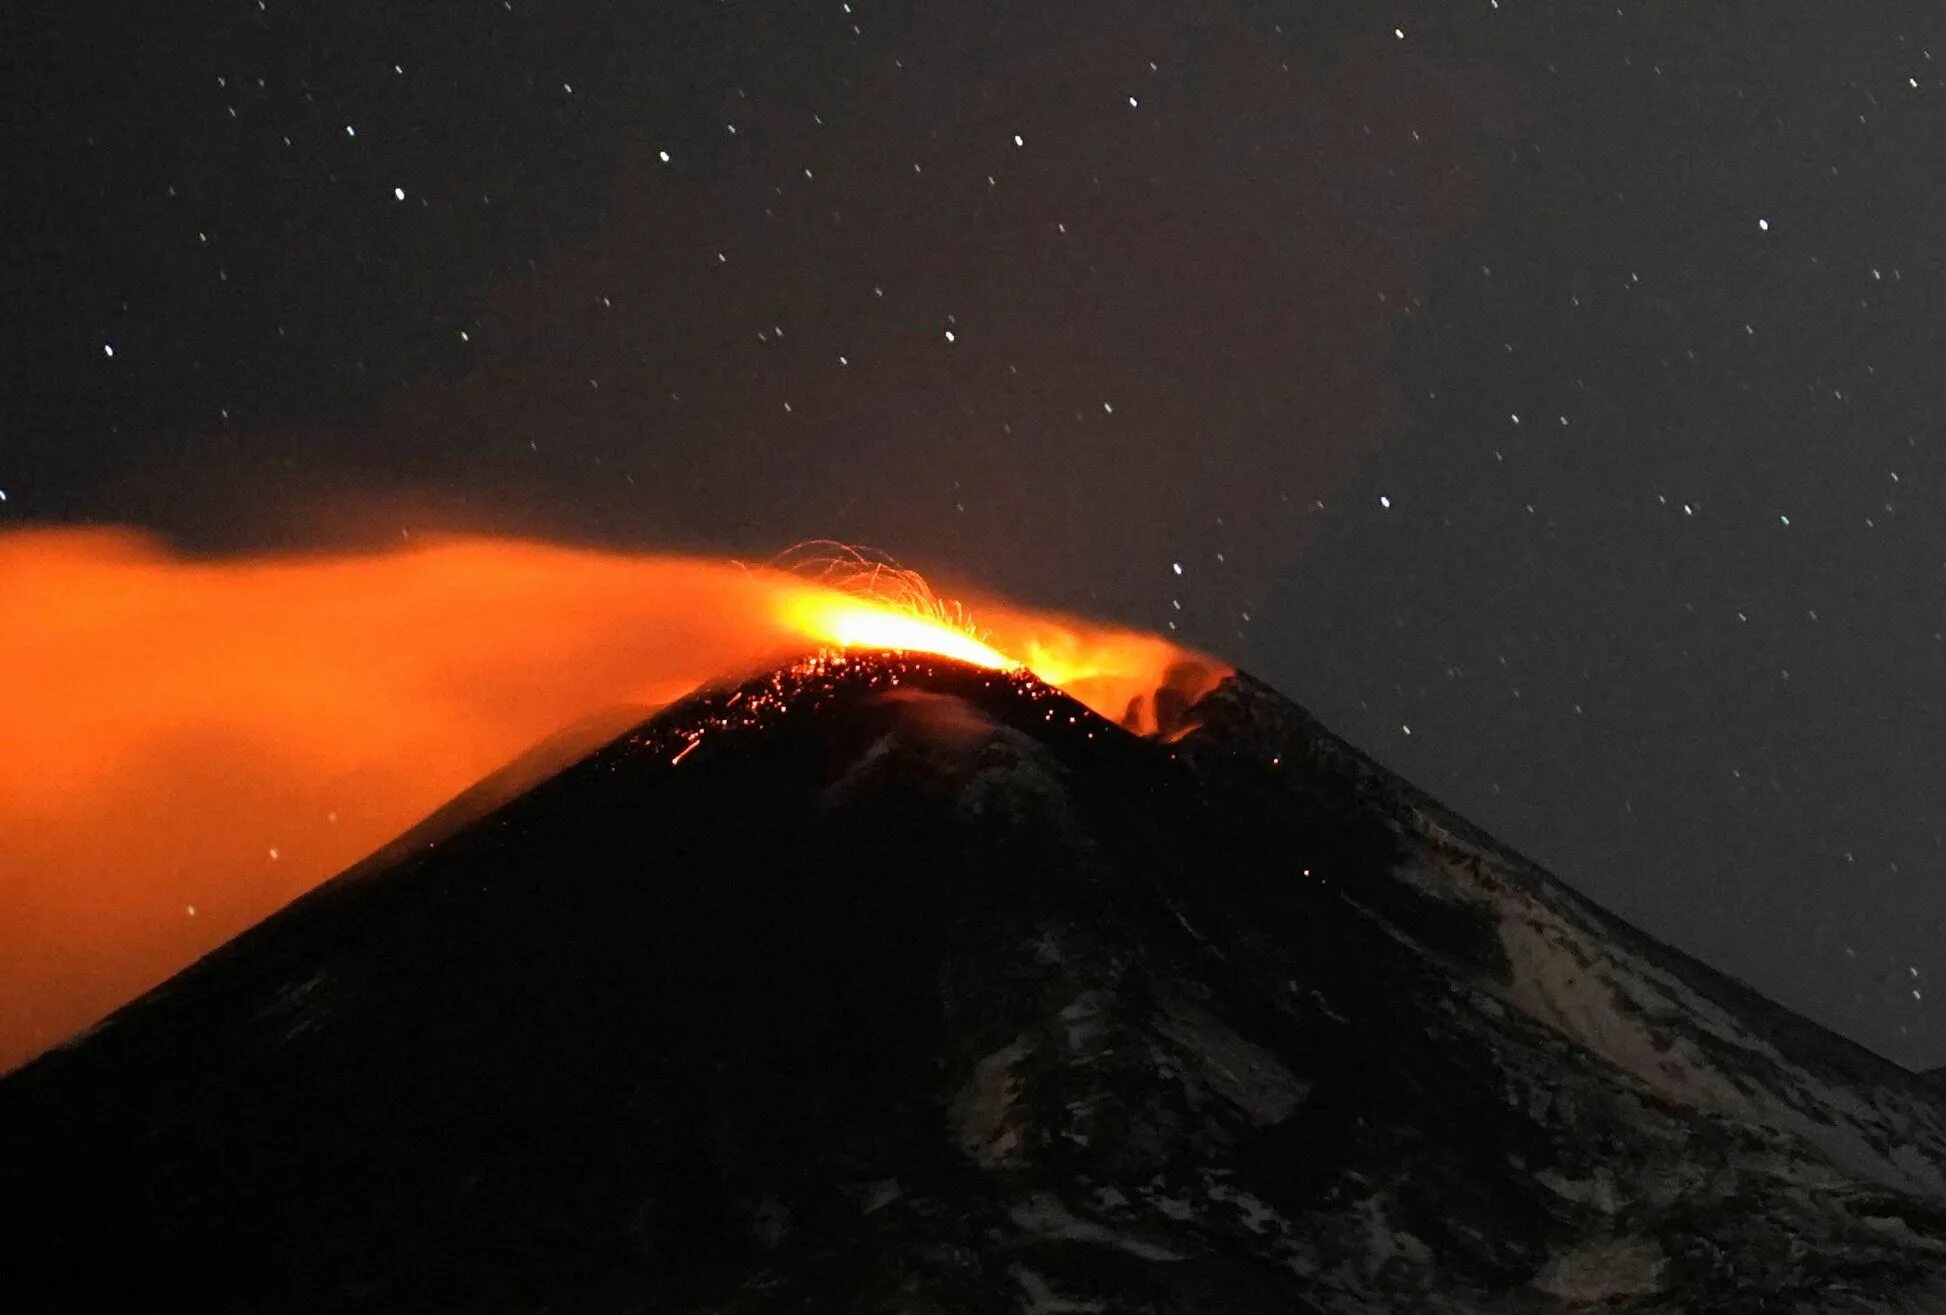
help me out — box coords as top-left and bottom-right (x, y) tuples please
(0, 527), (1222, 1072)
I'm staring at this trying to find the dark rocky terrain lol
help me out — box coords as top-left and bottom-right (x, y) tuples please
(5, 651), (1945, 1312)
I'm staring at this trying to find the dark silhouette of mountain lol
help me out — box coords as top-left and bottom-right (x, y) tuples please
(5, 653), (1945, 1312)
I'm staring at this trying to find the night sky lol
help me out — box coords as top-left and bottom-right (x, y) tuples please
(9, 1), (1946, 1067)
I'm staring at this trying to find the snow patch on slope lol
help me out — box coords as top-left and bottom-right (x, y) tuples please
(1402, 811), (1946, 1200)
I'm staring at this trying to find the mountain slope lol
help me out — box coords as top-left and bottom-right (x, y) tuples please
(3, 653), (1943, 1312)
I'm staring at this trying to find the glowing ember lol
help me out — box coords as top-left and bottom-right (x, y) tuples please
(0, 526), (1223, 1074)
(778, 596), (1012, 670)
(764, 542), (1204, 718)
(766, 540), (1009, 668)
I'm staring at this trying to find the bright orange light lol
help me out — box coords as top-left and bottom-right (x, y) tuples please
(766, 540), (1215, 726)
(0, 526), (1224, 1073)
(778, 595), (1014, 670)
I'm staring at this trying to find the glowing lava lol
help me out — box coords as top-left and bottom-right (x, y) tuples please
(764, 543), (1212, 723)
(782, 596), (1013, 670)
(0, 526), (1221, 1074)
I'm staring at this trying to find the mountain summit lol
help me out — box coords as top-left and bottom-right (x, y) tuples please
(5, 653), (1944, 1311)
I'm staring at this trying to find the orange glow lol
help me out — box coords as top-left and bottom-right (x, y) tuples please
(984, 603), (1223, 734)
(780, 596), (1013, 670)
(0, 526), (1221, 1072)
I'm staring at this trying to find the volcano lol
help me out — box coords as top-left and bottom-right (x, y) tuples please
(4, 653), (1945, 1312)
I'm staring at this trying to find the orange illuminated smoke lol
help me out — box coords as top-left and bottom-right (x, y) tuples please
(781, 595), (1013, 671)
(0, 527), (1221, 1073)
